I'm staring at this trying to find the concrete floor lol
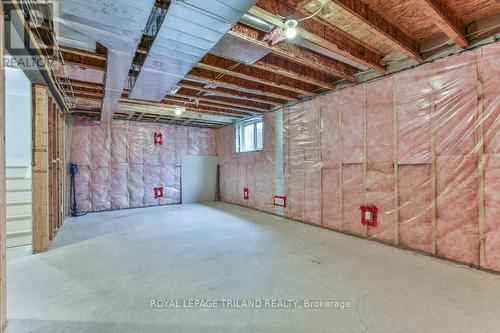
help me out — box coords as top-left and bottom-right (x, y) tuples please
(6, 202), (500, 333)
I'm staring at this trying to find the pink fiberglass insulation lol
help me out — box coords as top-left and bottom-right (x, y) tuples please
(482, 45), (500, 272)
(91, 167), (111, 211)
(304, 165), (321, 226)
(436, 155), (479, 265)
(433, 52), (478, 156)
(111, 121), (128, 163)
(128, 164), (145, 208)
(398, 165), (432, 253)
(75, 165), (91, 212)
(366, 77), (394, 164)
(71, 125), (91, 166)
(396, 64), (433, 165)
(175, 126), (188, 166)
(111, 163), (129, 210)
(91, 124), (110, 168)
(482, 46), (500, 154)
(340, 86), (364, 164)
(71, 116), (216, 212)
(484, 155), (500, 271)
(342, 164), (365, 237)
(129, 122), (145, 165)
(144, 165), (161, 206)
(254, 152), (275, 213)
(321, 92), (341, 167)
(143, 124), (161, 167)
(366, 163), (395, 243)
(214, 44), (500, 273)
(321, 167), (341, 231)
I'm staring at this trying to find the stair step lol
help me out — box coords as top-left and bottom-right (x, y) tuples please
(7, 218), (31, 234)
(7, 203), (32, 217)
(6, 200), (31, 206)
(6, 233), (32, 248)
(6, 178), (31, 191)
(6, 188), (31, 193)
(7, 191), (32, 202)
(6, 166), (30, 178)
(7, 214), (31, 222)
(7, 230), (31, 238)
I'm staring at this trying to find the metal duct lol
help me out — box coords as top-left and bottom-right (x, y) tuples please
(130, 0), (258, 102)
(53, 0), (155, 121)
(211, 33), (271, 64)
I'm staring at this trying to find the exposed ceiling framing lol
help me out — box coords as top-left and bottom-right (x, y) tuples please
(24, 0), (500, 128)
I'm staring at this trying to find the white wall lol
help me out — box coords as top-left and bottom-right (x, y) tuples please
(6, 67), (31, 166)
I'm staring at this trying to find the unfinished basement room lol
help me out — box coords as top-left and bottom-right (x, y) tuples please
(0, 0), (499, 332)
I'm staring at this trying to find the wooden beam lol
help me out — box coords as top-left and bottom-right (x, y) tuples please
(319, 0), (422, 61)
(173, 92), (269, 112)
(62, 80), (103, 91)
(32, 84), (50, 253)
(251, 2), (387, 71)
(418, 0), (468, 48)
(198, 55), (316, 96)
(251, 55), (335, 90)
(177, 82), (286, 107)
(229, 23), (357, 81)
(186, 73), (298, 102)
(60, 46), (107, 61)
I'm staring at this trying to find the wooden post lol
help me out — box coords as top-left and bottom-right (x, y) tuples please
(338, 103), (344, 232)
(393, 80), (400, 245)
(0, 6), (7, 330)
(363, 83), (368, 238)
(48, 99), (54, 240)
(58, 111), (64, 228)
(430, 87), (437, 255)
(476, 49), (485, 266)
(32, 84), (49, 253)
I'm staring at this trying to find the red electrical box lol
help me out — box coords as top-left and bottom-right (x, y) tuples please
(274, 195), (287, 207)
(360, 204), (378, 227)
(154, 132), (163, 146)
(243, 187), (249, 200)
(154, 187), (164, 199)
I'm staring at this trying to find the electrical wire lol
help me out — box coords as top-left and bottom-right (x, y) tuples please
(298, 0), (328, 22)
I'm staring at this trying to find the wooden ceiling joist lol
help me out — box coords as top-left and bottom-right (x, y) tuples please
(171, 93), (269, 112)
(229, 23), (358, 82)
(251, 1), (386, 71)
(177, 82), (286, 107)
(198, 54), (317, 96)
(63, 80), (103, 91)
(323, 0), (423, 61)
(418, 0), (469, 48)
(60, 46), (106, 61)
(186, 73), (298, 102)
(251, 54), (336, 90)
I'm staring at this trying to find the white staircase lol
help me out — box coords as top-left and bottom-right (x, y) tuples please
(6, 166), (32, 248)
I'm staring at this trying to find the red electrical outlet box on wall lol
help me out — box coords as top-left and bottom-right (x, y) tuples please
(154, 132), (163, 146)
(154, 187), (164, 199)
(243, 187), (249, 200)
(360, 204), (378, 227)
(274, 195), (287, 207)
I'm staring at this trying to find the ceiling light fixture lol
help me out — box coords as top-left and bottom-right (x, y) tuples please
(174, 106), (185, 116)
(282, 1), (328, 40)
(284, 19), (298, 40)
